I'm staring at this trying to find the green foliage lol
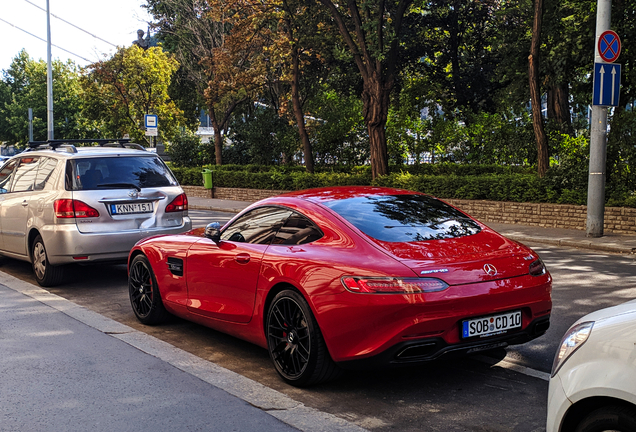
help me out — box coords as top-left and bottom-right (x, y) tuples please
(170, 160), (636, 207)
(167, 129), (215, 167)
(306, 88), (368, 166)
(0, 50), (98, 145)
(225, 105), (300, 165)
(81, 45), (186, 144)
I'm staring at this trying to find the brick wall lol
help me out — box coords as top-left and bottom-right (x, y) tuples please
(182, 185), (288, 201)
(181, 186), (636, 235)
(445, 199), (636, 235)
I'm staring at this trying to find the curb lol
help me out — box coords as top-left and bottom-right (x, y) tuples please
(190, 204), (249, 213)
(0, 272), (368, 432)
(504, 234), (636, 255)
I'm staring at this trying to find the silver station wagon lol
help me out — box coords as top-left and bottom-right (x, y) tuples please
(0, 140), (192, 286)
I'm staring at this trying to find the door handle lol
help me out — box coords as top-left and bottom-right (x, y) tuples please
(21, 200), (28, 207)
(235, 253), (251, 264)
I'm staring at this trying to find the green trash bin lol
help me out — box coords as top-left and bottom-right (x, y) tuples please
(202, 169), (213, 189)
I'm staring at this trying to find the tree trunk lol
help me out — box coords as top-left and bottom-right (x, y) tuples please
(529, 0), (549, 177)
(209, 107), (223, 165)
(547, 84), (572, 134)
(290, 47), (314, 173)
(362, 73), (390, 179)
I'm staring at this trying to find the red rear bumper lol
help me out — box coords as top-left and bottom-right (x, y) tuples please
(310, 273), (552, 365)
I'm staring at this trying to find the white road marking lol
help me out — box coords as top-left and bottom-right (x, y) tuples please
(473, 354), (551, 381)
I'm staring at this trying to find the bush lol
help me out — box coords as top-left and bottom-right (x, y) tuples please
(170, 163), (636, 208)
(166, 130), (206, 167)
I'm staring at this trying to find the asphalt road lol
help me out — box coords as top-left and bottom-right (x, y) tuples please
(2, 209), (635, 431)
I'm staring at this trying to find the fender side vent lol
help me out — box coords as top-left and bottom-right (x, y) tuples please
(167, 257), (183, 276)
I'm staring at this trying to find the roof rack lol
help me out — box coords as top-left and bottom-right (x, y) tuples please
(27, 139), (144, 152)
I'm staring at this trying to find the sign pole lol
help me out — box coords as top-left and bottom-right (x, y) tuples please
(587, 0), (612, 237)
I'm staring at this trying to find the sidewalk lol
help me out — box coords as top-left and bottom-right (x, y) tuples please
(188, 196), (636, 256)
(0, 272), (366, 432)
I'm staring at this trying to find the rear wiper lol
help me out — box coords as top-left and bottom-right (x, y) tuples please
(96, 183), (141, 192)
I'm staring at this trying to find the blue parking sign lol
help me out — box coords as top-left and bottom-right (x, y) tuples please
(593, 62), (621, 106)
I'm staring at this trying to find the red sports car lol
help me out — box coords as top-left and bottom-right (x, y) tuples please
(128, 186), (552, 386)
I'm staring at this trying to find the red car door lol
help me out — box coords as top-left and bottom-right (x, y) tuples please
(186, 206), (293, 323)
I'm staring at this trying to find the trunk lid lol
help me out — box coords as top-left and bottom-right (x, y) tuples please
(371, 228), (535, 285)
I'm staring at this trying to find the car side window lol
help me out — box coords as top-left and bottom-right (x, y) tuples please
(272, 212), (324, 245)
(0, 159), (18, 194)
(34, 157), (58, 191)
(221, 207), (293, 245)
(11, 157), (40, 193)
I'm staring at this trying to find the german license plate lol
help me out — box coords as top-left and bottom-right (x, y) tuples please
(462, 310), (522, 338)
(110, 202), (153, 215)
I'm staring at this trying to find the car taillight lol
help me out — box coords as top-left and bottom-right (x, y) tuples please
(166, 193), (188, 213)
(529, 258), (546, 276)
(54, 199), (100, 218)
(341, 276), (449, 294)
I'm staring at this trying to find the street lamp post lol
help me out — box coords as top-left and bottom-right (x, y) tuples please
(46, 0), (54, 140)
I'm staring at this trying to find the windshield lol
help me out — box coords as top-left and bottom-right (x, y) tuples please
(323, 194), (481, 242)
(68, 156), (178, 191)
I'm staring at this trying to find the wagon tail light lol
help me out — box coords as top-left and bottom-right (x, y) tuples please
(341, 277), (449, 294)
(166, 193), (188, 213)
(54, 199), (100, 218)
(529, 258), (546, 276)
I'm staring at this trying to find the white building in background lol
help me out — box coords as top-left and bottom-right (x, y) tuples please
(195, 110), (214, 143)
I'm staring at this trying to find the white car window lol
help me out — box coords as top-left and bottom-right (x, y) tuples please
(34, 157), (58, 191)
(0, 159), (17, 193)
(12, 157), (40, 192)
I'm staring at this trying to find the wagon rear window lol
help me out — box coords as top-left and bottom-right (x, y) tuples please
(323, 194), (481, 242)
(67, 156), (178, 191)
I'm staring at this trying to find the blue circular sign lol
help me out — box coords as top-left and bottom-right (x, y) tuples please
(598, 30), (621, 63)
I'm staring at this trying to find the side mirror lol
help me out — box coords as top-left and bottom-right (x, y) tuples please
(204, 222), (221, 243)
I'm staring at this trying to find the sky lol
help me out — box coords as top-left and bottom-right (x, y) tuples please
(0, 0), (152, 72)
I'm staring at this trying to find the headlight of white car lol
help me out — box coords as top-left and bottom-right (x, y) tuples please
(551, 321), (594, 377)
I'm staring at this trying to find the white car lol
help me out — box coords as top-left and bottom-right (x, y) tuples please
(547, 300), (636, 432)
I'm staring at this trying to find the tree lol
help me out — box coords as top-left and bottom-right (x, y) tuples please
(147, 0), (224, 163)
(529, 0), (549, 177)
(408, 1), (512, 118)
(0, 50), (92, 144)
(81, 45), (185, 144)
(315, 0), (414, 178)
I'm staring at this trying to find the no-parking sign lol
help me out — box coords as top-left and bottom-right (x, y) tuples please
(598, 30), (621, 63)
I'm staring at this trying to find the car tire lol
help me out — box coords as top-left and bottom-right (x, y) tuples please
(575, 405), (636, 432)
(31, 235), (64, 287)
(266, 289), (342, 387)
(128, 254), (169, 325)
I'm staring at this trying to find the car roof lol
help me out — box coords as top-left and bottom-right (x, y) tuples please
(17, 147), (152, 159)
(17, 139), (153, 159)
(278, 186), (422, 203)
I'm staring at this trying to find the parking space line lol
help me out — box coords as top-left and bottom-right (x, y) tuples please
(473, 354), (550, 381)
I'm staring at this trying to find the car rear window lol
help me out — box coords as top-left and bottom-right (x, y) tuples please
(322, 194), (481, 242)
(67, 156), (178, 191)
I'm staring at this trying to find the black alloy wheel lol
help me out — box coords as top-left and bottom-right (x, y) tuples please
(266, 289), (341, 386)
(128, 254), (169, 325)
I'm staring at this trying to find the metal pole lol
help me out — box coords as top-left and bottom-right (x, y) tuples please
(28, 108), (33, 142)
(46, 0), (54, 140)
(586, 0), (612, 237)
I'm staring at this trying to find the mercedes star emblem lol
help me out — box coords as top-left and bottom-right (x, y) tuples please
(483, 264), (498, 276)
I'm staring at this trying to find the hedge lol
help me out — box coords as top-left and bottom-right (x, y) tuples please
(169, 165), (632, 207)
